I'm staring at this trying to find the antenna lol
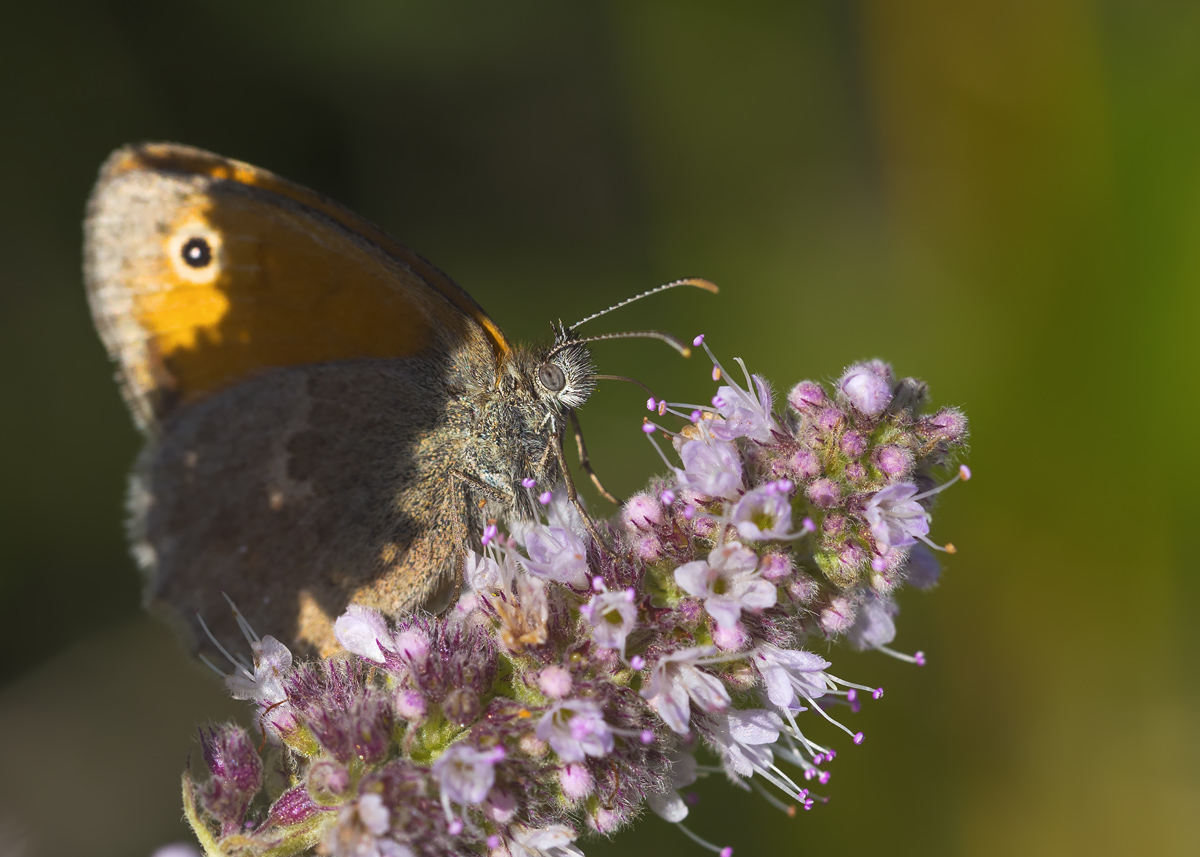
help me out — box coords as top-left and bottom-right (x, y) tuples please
(570, 277), (718, 330)
(546, 329), (693, 362)
(589, 373), (656, 395)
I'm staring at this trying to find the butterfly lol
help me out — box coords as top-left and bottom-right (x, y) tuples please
(83, 143), (714, 655)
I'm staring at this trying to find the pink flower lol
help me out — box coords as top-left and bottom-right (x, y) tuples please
(536, 699), (613, 762)
(709, 370), (780, 442)
(675, 436), (743, 499)
(752, 644), (831, 710)
(334, 605), (393, 664)
(674, 543), (776, 629)
(579, 588), (638, 656)
(640, 646), (732, 734)
(863, 483), (929, 550)
(731, 482), (802, 541)
(432, 744), (505, 821)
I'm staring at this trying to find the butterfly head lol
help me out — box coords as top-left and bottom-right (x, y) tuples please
(533, 327), (597, 412)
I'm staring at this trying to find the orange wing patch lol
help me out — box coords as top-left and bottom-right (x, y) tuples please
(85, 144), (509, 429)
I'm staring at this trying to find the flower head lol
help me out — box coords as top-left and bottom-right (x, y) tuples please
(180, 354), (968, 857)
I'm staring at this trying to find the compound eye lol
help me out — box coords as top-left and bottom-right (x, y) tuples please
(538, 362), (567, 393)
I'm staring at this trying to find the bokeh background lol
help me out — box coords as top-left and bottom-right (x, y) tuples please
(2, 2), (1197, 855)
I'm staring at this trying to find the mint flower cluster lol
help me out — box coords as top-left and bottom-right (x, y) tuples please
(184, 343), (968, 857)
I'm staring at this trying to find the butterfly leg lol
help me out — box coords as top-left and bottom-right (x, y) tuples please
(553, 432), (611, 554)
(569, 409), (619, 504)
(445, 471), (512, 612)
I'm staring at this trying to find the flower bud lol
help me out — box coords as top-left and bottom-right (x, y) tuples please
(538, 665), (573, 699)
(759, 552), (793, 583)
(487, 789), (518, 823)
(394, 689), (427, 722)
(787, 572), (820, 604)
(712, 621), (749, 651)
(588, 803), (633, 834)
(806, 478), (841, 508)
(789, 448), (821, 479)
(822, 513), (847, 537)
(394, 627), (431, 668)
(264, 785), (321, 829)
(198, 725), (262, 835)
(838, 362), (892, 417)
(889, 377), (929, 413)
(840, 431), (867, 458)
(519, 733), (548, 758)
(816, 541), (865, 588)
(815, 407), (844, 433)
(787, 380), (827, 412)
(622, 493), (662, 531)
(443, 687), (481, 726)
(633, 533), (665, 563)
(873, 445), (911, 479)
(918, 407), (968, 443)
(818, 595), (859, 636)
(559, 762), (593, 801)
(306, 761), (351, 806)
(675, 598), (704, 629)
(844, 462), (866, 483)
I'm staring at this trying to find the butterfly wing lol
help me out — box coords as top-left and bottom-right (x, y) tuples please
(84, 143), (510, 429)
(84, 144), (508, 653)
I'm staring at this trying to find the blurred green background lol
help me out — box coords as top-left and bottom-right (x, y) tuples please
(2, 2), (1197, 855)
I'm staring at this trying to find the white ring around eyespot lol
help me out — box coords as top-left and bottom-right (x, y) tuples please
(167, 219), (223, 285)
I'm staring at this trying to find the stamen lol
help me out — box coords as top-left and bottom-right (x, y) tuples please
(220, 592), (260, 645)
(911, 464), (972, 503)
(194, 610), (253, 680)
(197, 653), (227, 680)
(751, 780), (797, 816)
(674, 822), (733, 857)
(914, 531), (957, 553)
(876, 646), (927, 666)
(645, 433), (677, 472)
(802, 689), (864, 742)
